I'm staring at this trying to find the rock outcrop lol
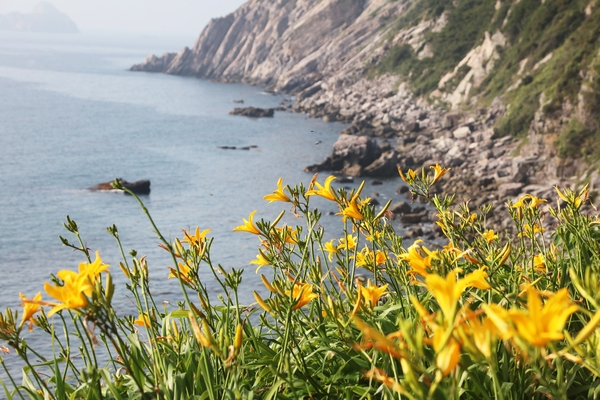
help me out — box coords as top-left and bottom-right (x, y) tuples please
(229, 107), (274, 118)
(90, 179), (151, 195)
(130, 0), (413, 92)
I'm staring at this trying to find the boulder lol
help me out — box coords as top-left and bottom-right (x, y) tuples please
(452, 126), (471, 139)
(364, 150), (398, 177)
(498, 182), (523, 199)
(90, 179), (151, 195)
(230, 107), (275, 117)
(390, 201), (412, 214)
(305, 134), (382, 176)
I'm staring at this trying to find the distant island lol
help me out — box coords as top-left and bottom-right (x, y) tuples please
(0, 2), (78, 34)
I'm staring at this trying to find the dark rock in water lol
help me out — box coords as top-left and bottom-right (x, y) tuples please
(371, 180), (383, 185)
(230, 107), (275, 118)
(336, 176), (354, 183)
(390, 201), (412, 215)
(367, 198), (380, 206)
(233, 99), (244, 104)
(90, 179), (151, 195)
(400, 211), (428, 224)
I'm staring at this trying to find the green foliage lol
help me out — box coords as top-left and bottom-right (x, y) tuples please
(372, 0), (497, 95)
(555, 117), (589, 158)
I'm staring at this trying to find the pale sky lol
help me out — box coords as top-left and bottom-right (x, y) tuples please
(0, 0), (248, 37)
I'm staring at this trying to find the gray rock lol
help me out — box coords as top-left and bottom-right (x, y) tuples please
(230, 107), (275, 117)
(452, 126), (471, 139)
(498, 182), (524, 198)
(390, 201), (412, 214)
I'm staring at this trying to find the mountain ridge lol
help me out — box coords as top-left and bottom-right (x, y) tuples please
(0, 2), (79, 34)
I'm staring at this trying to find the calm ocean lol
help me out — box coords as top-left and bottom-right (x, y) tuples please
(0, 30), (404, 374)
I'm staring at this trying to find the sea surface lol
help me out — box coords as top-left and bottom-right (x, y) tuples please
(0, 31), (405, 376)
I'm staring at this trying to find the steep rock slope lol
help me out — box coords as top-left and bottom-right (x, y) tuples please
(131, 0), (413, 91)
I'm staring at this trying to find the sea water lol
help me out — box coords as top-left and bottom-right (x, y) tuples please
(0, 30), (405, 376)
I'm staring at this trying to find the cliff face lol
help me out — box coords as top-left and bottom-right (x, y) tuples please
(132, 0), (600, 215)
(131, 0), (412, 91)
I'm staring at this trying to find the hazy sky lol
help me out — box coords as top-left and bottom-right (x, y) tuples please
(0, 0), (248, 37)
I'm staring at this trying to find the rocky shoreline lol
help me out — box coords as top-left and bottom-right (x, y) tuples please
(129, 0), (600, 234)
(282, 74), (599, 234)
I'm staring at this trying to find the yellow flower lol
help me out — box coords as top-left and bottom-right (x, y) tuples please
(337, 235), (357, 251)
(425, 268), (491, 320)
(44, 270), (93, 316)
(509, 288), (578, 347)
(353, 316), (407, 359)
(250, 251), (270, 270)
(481, 229), (498, 243)
(323, 239), (338, 262)
(430, 164), (450, 184)
(275, 226), (299, 244)
(359, 280), (388, 308)
(432, 326), (461, 376)
(471, 318), (497, 360)
(518, 223), (546, 239)
(19, 292), (42, 332)
(398, 240), (437, 277)
(511, 194), (547, 209)
(78, 251), (109, 281)
(398, 167), (418, 183)
(264, 177), (291, 203)
(306, 176), (336, 201)
(253, 291), (272, 312)
(167, 262), (193, 282)
(233, 210), (261, 235)
(338, 196), (364, 222)
(482, 303), (513, 340)
(182, 227), (211, 247)
(134, 313), (151, 328)
(533, 254), (546, 273)
(287, 283), (319, 310)
(354, 247), (387, 270)
(555, 185), (587, 210)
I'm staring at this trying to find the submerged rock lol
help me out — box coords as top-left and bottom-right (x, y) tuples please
(89, 179), (151, 195)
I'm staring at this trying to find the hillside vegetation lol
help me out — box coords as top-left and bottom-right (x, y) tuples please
(373, 0), (600, 159)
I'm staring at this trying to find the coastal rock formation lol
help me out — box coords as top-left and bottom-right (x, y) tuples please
(229, 107), (274, 118)
(130, 0), (412, 92)
(0, 2), (79, 33)
(132, 0), (600, 228)
(90, 179), (151, 195)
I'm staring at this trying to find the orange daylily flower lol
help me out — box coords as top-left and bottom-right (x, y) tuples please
(509, 288), (578, 347)
(264, 177), (291, 203)
(287, 283), (319, 310)
(233, 210), (261, 235)
(306, 175), (336, 201)
(430, 164), (450, 184)
(359, 280), (388, 308)
(19, 292), (42, 332)
(425, 268), (491, 320)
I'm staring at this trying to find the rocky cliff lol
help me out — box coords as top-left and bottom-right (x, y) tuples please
(132, 0), (600, 227)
